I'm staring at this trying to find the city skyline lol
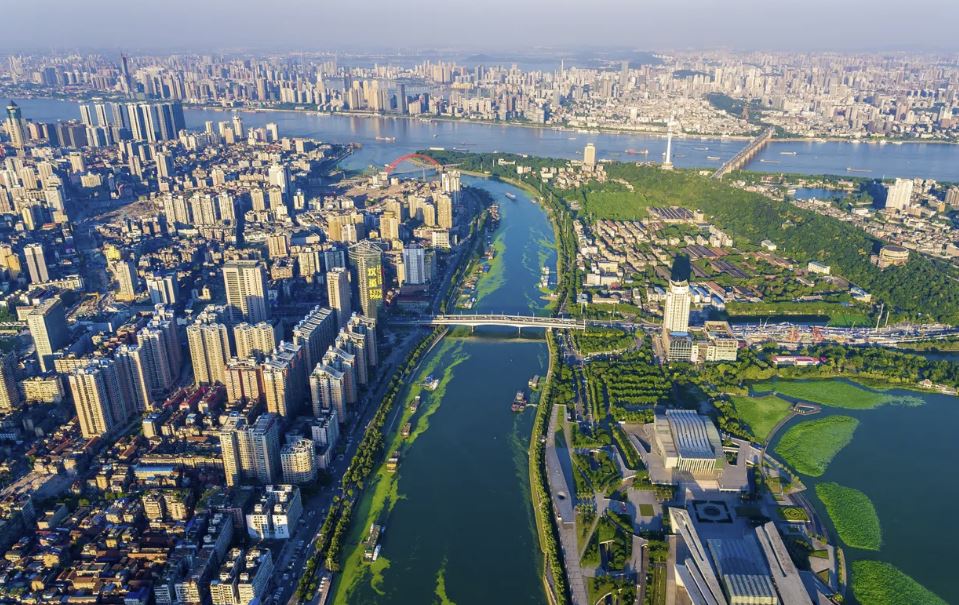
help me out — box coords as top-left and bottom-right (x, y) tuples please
(2, 6), (959, 605)
(4, 0), (959, 52)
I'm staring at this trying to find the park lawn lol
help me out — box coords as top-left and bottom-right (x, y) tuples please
(774, 415), (859, 477)
(639, 503), (655, 517)
(758, 378), (893, 410)
(725, 301), (871, 327)
(852, 561), (947, 605)
(815, 482), (882, 550)
(730, 394), (793, 442)
(574, 326), (635, 354)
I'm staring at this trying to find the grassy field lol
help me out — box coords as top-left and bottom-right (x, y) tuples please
(725, 301), (871, 327)
(774, 415), (859, 477)
(851, 561), (947, 605)
(573, 326), (635, 354)
(756, 378), (915, 410)
(730, 394), (793, 442)
(815, 482), (882, 550)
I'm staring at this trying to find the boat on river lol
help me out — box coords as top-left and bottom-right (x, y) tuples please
(504, 192), (517, 201)
(511, 391), (528, 412)
(423, 376), (439, 390)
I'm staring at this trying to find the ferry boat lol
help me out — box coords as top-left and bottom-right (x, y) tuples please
(375, 136), (396, 142)
(511, 391), (528, 412)
(504, 192), (517, 201)
(779, 151), (798, 156)
(846, 167), (873, 173)
(540, 266), (551, 288)
(694, 146), (709, 151)
(706, 155), (721, 161)
(625, 148), (649, 155)
(364, 524), (384, 561)
(422, 376), (440, 390)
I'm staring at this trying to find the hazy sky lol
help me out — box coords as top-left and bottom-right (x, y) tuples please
(4, 0), (959, 53)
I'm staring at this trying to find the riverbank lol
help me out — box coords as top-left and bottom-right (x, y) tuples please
(14, 91), (959, 146)
(528, 330), (571, 605)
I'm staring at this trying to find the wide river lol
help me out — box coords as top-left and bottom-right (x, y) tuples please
(334, 178), (556, 604)
(11, 98), (959, 181)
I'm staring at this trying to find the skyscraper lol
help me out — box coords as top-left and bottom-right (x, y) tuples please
(662, 279), (691, 335)
(326, 267), (352, 328)
(23, 243), (49, 283)
(0, 353), (21, 412)
(114, 345), (153, 412)
(234, 322), (277, 359)
(136, 325), (177, 397)
(145, 272), (179, 306)
(225, 358), (263, 403)
(436, 193), (453, 230)
(583, 143), (597, 169)
(292, 306), (337, 370)
(310, 362), (347, 421)
(885, 178), (914, 210)
(156, 152), (173, 179)
(69, 362), (118, 438)
(219, 413), (281, 486)
(69, 358), (138, 439)
(223, 260), (269, 323)
(26, 296), (69, 372)
(187, 307), (231, 385)
(5, 101), (25, 149)
(348, 241), (383, 320)
(402, 245), (428, 285)
(261, 342), (306, 418)
(110, 258), (139, 302)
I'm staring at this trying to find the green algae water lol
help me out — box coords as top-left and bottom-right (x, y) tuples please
(334, 177), (556, 604)
(771, 391), (959, 604)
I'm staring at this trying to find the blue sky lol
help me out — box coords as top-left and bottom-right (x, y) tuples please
(3, 0), (958, 52)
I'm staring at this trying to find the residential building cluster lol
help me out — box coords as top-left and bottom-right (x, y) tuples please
(0, 86), (476, 605)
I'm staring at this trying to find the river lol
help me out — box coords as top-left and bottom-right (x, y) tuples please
(770, 389), (959, 604)
(333, 178), (556, 604)
(11, 98), (959, 181)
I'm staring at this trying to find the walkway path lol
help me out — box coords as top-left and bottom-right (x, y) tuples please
(546, 404), (588, 605)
